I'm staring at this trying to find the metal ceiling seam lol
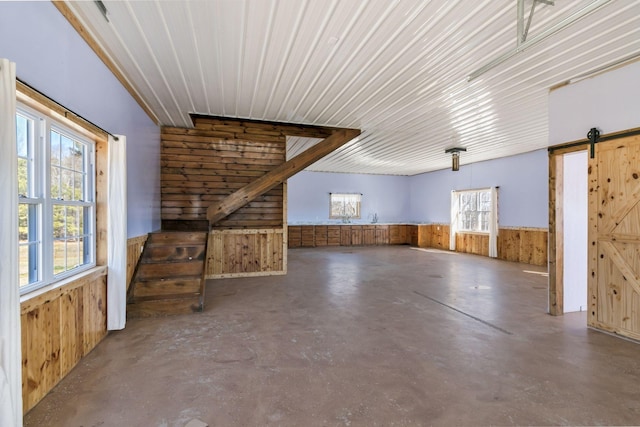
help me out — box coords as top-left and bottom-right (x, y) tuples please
(125, 2), (189, 127)
(298, 0), (402, 121)
(274, 0), (340, 119)
(340, 7), (636, 133)
(331, 1), (506, 129)
(54, 1), (160, 125)
(310, 0), (434, 123)
(234, 0), (248, 117)
(248, 0), (279, 118)
(155, 2), (196, 118)
(473, 37), (639, 108)
(95, 2), (175, 126)
(476, 6), (637, 87)
(469, 0), (614, 81)
(323, 0), (493, 126)
(325, 114), (549, 165)
(262, 0), (309, 117)
(371, 22), (639, 139)
(352, 0), (511, 121)
(184, 2), (211, 115)
(286, 0), (369, 121)
(213, 0), (226, 116)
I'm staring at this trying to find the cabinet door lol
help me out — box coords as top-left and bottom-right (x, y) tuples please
(301, 226), (315, 247)
(340, 226), (351, 246)
(288, 226), (301, 247)
(327, 226), (341, 246)
(315, 226), (328, 246)
(363, 226), (376, 245)
(375, 225), (389, 245)
(351, 226), (363, 245)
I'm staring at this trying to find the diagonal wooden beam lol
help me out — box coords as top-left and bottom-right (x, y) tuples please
(207, 128), (360, 225)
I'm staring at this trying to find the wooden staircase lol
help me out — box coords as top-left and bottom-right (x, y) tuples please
(127, 231), (208, 317)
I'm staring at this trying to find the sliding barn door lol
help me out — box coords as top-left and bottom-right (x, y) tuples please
(589, 134), (640, 340)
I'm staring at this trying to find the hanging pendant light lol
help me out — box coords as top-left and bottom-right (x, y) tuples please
(445, 147), (467, 171)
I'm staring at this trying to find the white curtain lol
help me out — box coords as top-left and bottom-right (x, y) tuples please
(107, 134), (127, 330)
(449, 191), (458, 251)
(0, 58), (23, 427)
(489, 186), (499, 258)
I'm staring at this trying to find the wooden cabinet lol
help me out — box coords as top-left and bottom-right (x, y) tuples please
(288, 226), (301, 248)
(389, 225), (407, 245)
(375, 225), (389, 245)
(340, 226), (351, 246)
(408, 225), (419, 246)
(351, 226), (363, 245)
(314, 226), (328, 246)
(300, 226), (315, 247)
(289, 224), (411, 248)
(327, 226), (341, 246)
(362, 225), (376, 245)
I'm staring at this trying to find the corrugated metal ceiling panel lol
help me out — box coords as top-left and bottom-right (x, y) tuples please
(66, 0), (640, 175)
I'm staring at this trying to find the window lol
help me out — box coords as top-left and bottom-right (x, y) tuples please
(330, 193), (361, 220)
(455, 189), (493, 232)
(17, 105), (96, 294)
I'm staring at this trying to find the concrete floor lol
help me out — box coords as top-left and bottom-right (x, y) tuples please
(25, 246), (640, 426)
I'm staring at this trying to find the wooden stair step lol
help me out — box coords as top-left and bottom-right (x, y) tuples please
(146, 232), (208, 246)
(129, 291), (201, 303)
(127, 230), (208, 318)
(127, 295), (203, 318)
(135, 261), (204, 280)
(142, 245), (206, 263)
(133, 277), (202, 298)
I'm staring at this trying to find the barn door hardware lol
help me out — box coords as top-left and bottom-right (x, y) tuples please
(587, 127), (600, 159)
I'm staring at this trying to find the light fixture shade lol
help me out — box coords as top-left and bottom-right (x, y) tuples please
(452, 152), (460, 171)
(445, 147), (466, 172)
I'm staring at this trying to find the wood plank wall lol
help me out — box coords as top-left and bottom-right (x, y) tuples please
(126, 234), (148, 291)
(497, 227), (548, 266)
(288, 224), (547, 266)
(21, 268), (107, 413)
(161, 117), (342, 278)
(206, 229), (285, 278)
(20, 235), (145, 414)
(161, 117), (287, 230)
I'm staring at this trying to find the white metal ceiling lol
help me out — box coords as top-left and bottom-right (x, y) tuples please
(65, 0), (640, 175)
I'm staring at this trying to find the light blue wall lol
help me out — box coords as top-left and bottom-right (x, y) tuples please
(288, 150), (548, 228)
(0, 2), (160, 237)
(287, 171), (411, 224)
(408, 149), (549, 228)
(549, 60), (640, 145)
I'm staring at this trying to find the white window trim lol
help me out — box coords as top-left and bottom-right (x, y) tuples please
(453, 188), (494, 233)
(329, 192), (362, 220)
(450, 187), (499, 257)
(18, 102), (97, 296)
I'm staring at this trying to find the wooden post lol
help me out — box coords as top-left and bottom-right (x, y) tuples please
(548, 153), (563, 315)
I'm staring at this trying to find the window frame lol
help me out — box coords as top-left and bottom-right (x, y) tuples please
(17, 103), (97, 296)
(454, 188), (493, 233)
(17, 109), (42, 288)
(329, 193), (362, 220)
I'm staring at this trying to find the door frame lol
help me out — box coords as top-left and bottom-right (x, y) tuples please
(548, 146), (588, 315)
(548, 126), (640, 316)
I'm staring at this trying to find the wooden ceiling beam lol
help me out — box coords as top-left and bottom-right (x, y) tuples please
(207, 128), (361, 225)
(191, 114), (340, 139)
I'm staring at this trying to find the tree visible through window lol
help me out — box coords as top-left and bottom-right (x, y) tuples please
(330, 193), (361, 220)
(17, 105), (96, 294)
(456, 189), (492, 232)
